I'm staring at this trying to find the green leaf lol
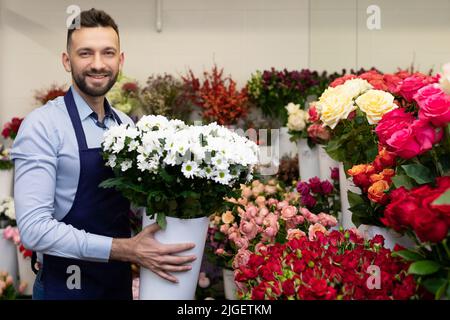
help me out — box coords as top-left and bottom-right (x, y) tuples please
(392, 175), (414, 190)
(422, 278), (447, 295)
(433, 189), (450, 206)
(436, 281), (448, 300)
(156, 213), (167, 230)
(347, 191), (364, 207)
(408, 260), (441, 275)
(401, 164), (435, 185)
(391, 250), (424, 261)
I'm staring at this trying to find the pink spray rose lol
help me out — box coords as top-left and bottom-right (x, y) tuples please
(239, 220), (258, 241)
(281, 205), (298, 221)
(232, 249), (252, 269)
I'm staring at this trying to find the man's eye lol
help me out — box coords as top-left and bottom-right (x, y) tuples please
(79, 52), (91, 57)
(105, 51), (115, 56)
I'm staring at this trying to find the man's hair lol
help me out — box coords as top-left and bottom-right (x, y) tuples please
(67, 8), (119, 50)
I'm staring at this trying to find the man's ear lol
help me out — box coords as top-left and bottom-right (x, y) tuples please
(62, 52), (71, 72)
(119, 52), (125, 72)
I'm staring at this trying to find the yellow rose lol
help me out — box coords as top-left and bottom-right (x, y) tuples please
(440, 63), (450, 95)
(355, 89), (398, 124)
(317, 87), (356, 129)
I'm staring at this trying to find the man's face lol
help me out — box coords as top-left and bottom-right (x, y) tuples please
(64, 27), (123, 97)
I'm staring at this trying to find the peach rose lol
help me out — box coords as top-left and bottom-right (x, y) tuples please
(287, 228), (306, 240)
(308, 223), (328, 240)
(255, 196), (266, 208)
(221, 211), (235, 224)
(368, 179), (390, 204)
(264, 185), (277, 195)
(241, 186), (253, 199)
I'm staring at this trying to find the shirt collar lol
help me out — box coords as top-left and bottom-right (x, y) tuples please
(70, 86), (114, 121)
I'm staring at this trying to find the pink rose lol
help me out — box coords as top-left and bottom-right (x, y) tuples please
(415, 85), (450, 127)
(215, 248), (225, 255)
(318, 213), (338, 227)
(263, 226), (278, 239)
(232, 249), (252, 269)
(264, 213), (279, 228)
(255, 216), (264, 225)
(287, 228), (306, 240)
(281, 205), (297, 221)
(376, 109), (415, 146)
(308, 223), (328, 241)
(387, 119), (442, 159)
(245, 205), (258, 219)
(307, 123), (331, 142)
(220, 224), (229, 234)
(276, 200), (289, 210)
(239, 220), (258, 240)
(258, 207), (269, 217)
(267, 198), (279, 208)
(234, 236), (250, 249)
(397, 74), (438, 101)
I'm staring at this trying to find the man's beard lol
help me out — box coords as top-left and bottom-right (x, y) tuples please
(72, 68), (119, 97)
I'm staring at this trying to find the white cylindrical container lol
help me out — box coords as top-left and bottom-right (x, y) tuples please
(222, 268), (237, 300)
(139, 214), (209, 300)
(297, 139), (320, 182)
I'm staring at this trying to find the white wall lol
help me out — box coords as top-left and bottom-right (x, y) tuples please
(1, 0), (450, 135)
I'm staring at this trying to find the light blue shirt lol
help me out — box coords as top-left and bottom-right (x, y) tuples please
(11, 87), (134, 263)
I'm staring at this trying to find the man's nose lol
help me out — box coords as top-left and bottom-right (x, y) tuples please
(91, 52), (106, 71)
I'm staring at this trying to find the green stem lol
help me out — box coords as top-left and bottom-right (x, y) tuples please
(442, 239), (450, 260)
(430, 149), (444, 177)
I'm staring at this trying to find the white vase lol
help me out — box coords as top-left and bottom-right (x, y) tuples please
(361, 225), (415, 250)
(0, 229), (18, 288)
(318, 145), (339, 182)
(16, 247), (35, 296)
(139, 213), (209, 300)
(297, 139), (320, 182)
(0, 169), (14, 198)
(338, 162), (361, 229)
(278, 127), (297, 157)
(222, 268), (237, 300)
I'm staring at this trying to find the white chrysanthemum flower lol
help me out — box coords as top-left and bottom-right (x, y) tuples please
(120, 160), (133, 172)
(181, 161), (199, 179)
(107, 155), (117, 168)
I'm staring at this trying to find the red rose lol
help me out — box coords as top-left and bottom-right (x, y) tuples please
(376, 109), (415, 146)
(251, 282), (269, 300)
(308, 105), (320, 122)
(330, 74), (357, 87)
(383, 73), (403, 94)
(308, 177), (322, 194)
(281, 279), (295, 296)
(359, 70), (388, 91)
(381, 187), (417, 231)
(412, 207), (448, 243)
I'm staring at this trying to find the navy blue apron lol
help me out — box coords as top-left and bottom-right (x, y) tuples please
(42, 89), (132, 300)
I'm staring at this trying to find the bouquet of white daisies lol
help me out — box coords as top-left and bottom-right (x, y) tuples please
(100, 115), (259, 228)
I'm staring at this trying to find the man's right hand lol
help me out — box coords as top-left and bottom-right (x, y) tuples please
(110, 223), (196, 283)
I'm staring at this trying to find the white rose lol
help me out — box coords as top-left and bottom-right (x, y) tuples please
(341, 78), (373, 99)
(285, 102), (300, 115)
(287, 109), (309, 131)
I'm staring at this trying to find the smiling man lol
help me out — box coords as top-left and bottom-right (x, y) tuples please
(11, 8), (196, 300)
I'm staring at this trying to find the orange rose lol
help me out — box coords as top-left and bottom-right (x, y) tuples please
(348, 164), (368, 176)
(368, 180), (390, 204)
(370, 173), (384, 183)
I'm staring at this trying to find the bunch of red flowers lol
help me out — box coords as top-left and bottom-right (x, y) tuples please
(381, 176), (450, 243)
(182, 65), (248, 125)
(34, 84), (67, 105)
(234, 229), (417, 300)
(347, 148), (396, 204)
(2, 117), (23, 140)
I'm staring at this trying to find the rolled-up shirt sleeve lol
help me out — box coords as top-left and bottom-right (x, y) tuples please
(11, 109), (113, 263)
